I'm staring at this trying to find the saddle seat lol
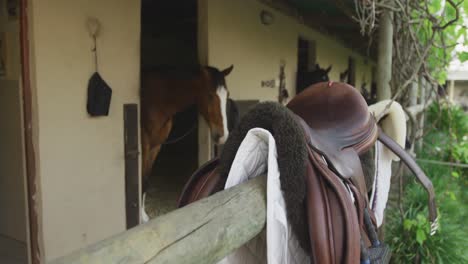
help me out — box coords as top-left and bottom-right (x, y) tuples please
(288, 81), (377, 180)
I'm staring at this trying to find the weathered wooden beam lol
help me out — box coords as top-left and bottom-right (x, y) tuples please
(49, 177), (267, 264)
(448, 80), (455, 102)
(406, 102), (432, 118)
(376, 10), (394, 100)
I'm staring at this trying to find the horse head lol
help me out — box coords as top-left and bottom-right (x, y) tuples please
(310, 64), (332, 84)
(340, 69), (349, 83)
(199, 65), (234, 145)
(361, 82), (378, 105)
(296, 64), (332, 93)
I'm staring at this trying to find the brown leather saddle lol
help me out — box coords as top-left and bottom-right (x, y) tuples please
(178, 82), (437, 264)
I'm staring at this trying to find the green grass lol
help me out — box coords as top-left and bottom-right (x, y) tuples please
(385, 103), (468, 263)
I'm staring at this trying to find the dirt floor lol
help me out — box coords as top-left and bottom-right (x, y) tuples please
(144, 109), (199, 219)
(145, 146), (198, 218)
(0, 235), (27, 264)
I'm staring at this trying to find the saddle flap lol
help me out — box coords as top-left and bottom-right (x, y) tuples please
(306, 148), (361, 263)
(178, 158), (223, 207)
(324, 147), (366, 181)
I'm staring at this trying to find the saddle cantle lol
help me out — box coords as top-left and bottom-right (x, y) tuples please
(178, 82), (437, 264)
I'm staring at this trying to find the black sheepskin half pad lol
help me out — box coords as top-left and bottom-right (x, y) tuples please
(217, 102), (310, 252)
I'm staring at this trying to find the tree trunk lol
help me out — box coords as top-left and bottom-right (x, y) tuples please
(417, 77), (426, 151)
(408, 82), (418, 154)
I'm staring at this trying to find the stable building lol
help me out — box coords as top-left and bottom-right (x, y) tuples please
(0, 0), (376, 263)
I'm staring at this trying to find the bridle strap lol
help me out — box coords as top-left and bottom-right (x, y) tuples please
(162, 122), (197, 145)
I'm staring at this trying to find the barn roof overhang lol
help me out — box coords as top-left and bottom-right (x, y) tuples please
(141, 0), (377, 60)
(263, 0), (377, 59)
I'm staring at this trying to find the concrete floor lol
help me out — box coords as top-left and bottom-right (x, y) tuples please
(0, 235), (28, 264)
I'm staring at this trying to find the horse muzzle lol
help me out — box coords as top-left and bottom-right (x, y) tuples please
(212, 132), (228, 145)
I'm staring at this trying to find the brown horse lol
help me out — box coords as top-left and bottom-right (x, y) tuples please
(140, 64), (233, 221)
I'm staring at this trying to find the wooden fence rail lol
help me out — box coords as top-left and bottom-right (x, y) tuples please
(49, 177), (266, 264)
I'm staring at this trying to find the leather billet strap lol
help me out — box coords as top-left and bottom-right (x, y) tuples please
(307, 148), (361, 263)
(377, 130), (439, 234)
(177, 158), (221, 207)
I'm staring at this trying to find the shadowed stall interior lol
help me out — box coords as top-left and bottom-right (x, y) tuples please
(0, 0), (28, 262)
(140, 0), (199, 217)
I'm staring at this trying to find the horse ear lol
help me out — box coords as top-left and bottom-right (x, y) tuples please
(222, 65), (234, 76)
(325, 65), (332, 73)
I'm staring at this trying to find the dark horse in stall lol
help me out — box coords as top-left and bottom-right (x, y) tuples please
(296, 64), (332, 94)
(297, 63), (379, 106)
(361, 82), (378, 105)
(140, 64), (234, 221)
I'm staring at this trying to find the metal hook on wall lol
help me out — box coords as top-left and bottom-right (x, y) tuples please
(86, 17), (101, 72)
(85, 17), (112, 117)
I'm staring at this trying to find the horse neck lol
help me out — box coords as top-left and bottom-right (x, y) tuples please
(142, 66), (215, 121)
(155, 94), (198, 124)
(152, 77), (209, 119)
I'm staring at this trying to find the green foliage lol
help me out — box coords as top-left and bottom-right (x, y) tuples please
(459, 52), (468, 62)
(386, 167), (468, 263)
(423, 0), (467, 84)
(385, 103), (468, 263)
(403, 214), (429, 246)
(426, 102), (468, 132)
(426, 103), (468, 165)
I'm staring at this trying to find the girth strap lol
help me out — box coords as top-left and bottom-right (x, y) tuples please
(377, 130), (438, 234)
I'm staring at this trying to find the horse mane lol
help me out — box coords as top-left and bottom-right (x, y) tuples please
(204, 66), (226, 89)
(140, 65), (225, 97)
(141, 65), (203, 79)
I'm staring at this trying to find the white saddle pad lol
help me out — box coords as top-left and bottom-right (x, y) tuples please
(218, 128), (309, 264)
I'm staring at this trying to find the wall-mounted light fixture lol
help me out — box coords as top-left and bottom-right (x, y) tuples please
(260, 10), (274, 25)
